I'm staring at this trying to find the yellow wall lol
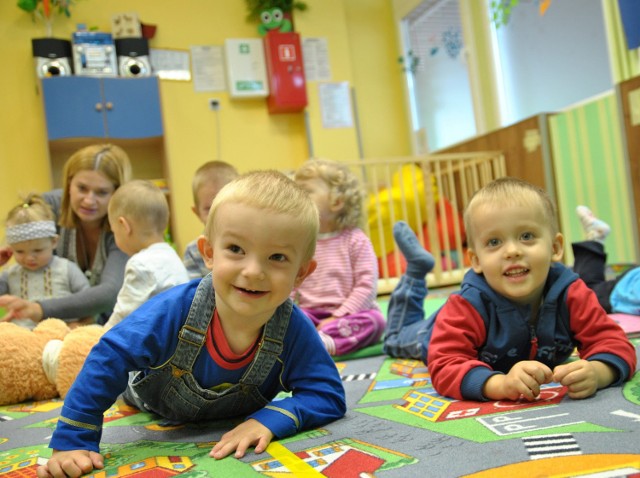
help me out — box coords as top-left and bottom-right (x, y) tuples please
(0, 0), (410, 253)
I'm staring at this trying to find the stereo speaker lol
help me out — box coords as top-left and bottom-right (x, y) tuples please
(32, 38), (73, 78)
(115, 37), (152, 77)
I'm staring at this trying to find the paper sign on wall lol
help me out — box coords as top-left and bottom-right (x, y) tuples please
(319, 81), (353, 129)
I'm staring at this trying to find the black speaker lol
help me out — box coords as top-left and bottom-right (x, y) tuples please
(115, 37), (152, 77)
(32, 38), (73, 77)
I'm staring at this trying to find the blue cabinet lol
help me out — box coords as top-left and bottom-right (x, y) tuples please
(42, 76), (163, 140)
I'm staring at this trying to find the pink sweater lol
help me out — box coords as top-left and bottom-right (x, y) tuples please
(292, 228), (379, 317)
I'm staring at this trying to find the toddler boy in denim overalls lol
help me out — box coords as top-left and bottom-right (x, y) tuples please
(38, 171), (346, 478)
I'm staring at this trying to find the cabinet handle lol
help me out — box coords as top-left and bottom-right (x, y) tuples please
(105, 102), (113, 111)
(95, 103), (103, 111)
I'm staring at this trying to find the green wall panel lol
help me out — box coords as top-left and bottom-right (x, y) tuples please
(549, 93), (635, 264)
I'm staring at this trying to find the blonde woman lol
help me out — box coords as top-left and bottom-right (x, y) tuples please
(0, 144), (131, 325)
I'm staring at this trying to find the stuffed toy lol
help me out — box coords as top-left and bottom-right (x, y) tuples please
(0, 319), (105, 406)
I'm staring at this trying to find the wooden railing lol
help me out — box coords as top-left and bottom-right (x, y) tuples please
(343, 152), (506, 294)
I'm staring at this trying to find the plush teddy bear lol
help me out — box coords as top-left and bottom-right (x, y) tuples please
(0, 319), (105, 406)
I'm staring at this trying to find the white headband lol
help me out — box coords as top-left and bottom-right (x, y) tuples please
(6, 221), (57, 244)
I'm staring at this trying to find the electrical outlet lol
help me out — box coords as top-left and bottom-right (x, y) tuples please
(209, 99), (220, 111)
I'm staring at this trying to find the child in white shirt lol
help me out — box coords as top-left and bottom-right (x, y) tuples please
(104, 180), (189, 329)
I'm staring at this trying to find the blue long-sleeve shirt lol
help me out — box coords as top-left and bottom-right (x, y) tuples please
(49, 279), (346, 452)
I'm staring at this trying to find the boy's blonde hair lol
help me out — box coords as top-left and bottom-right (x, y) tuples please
(464, 177), (559, 247)
(294, 158), (363, 230)
(192, 161), (239, 207)
(108, 180), (169, 236)
(205, 170), (319, 261)
(60, 144), (132, 229)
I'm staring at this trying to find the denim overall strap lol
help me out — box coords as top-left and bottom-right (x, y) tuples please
(239, 299), (291, 388)
(168, 275), (291, 386)
(126, 273), (294, 421)
(168, 273), (215, 375)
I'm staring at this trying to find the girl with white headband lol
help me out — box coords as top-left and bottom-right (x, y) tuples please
(0, 194), (90, 328)
(0, 144), (131, 326)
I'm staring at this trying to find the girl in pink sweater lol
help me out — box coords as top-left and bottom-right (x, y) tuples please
(293, 159), (385, 356)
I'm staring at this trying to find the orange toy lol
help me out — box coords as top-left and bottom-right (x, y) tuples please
(0, 319), (105, 406)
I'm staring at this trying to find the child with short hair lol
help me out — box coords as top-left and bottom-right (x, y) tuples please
(183, 161), (239, 279)
(37, 171), (345, 478)
(103, 180), (189, 329)
(293, 159), (384, 356)
(383, 177), (636, 402)
(1, 194), (89, 329)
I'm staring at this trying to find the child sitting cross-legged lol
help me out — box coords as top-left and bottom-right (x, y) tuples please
(292, 159), (385, 356)
(36, 171), (346, 478)
(383, 177), (636, 402)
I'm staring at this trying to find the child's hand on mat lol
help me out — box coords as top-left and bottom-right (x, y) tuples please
(36, 450), (104, 478)
(553, 359), (616, 399)
(209, 418), (274, 460)
(483, 361), (553, 401)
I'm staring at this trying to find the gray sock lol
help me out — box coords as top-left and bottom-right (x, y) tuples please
(393, 221), (435, 279)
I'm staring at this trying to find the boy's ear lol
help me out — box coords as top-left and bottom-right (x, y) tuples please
(551, 232), (564, 262)
(294, 259), (317, 288)
(51, 234), (59, 248)
(191, 205), (199, 218)
(467, 248), (482, 274)
(197, 235), (214, 269)
(119, 216), (133, 235)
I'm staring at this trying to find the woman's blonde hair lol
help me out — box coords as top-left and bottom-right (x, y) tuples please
(294, 158), (363, 231)
(205, 170), (319, 262)
(59, 144), (132, 229)
(108, 180), (169, 236)
(464, 176), (559, 248)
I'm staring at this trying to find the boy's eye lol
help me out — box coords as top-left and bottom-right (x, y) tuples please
(228, 244), (243, 254)
(486, 238), (500, 248)
(521, 232), (535, 241)
(270, 253), (287, 262)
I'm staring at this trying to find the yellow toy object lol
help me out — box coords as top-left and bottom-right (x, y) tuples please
(367, 164), (438, 257)
(0, 319), (105, 406)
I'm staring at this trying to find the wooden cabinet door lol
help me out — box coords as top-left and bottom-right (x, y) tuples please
(42, 76), (163, 140)
(42, 76), (106, 139)
(102, 77), (163, 139)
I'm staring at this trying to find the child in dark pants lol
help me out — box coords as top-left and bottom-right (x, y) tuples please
(572, 205), (640, 315)
(383, 178), (636, 403)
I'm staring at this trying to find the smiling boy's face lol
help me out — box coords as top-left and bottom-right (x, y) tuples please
(467, 201), (564, 307)
(198, 202), (316, 328)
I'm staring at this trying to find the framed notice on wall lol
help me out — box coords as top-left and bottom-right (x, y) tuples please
(149, 48), (191, 81)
